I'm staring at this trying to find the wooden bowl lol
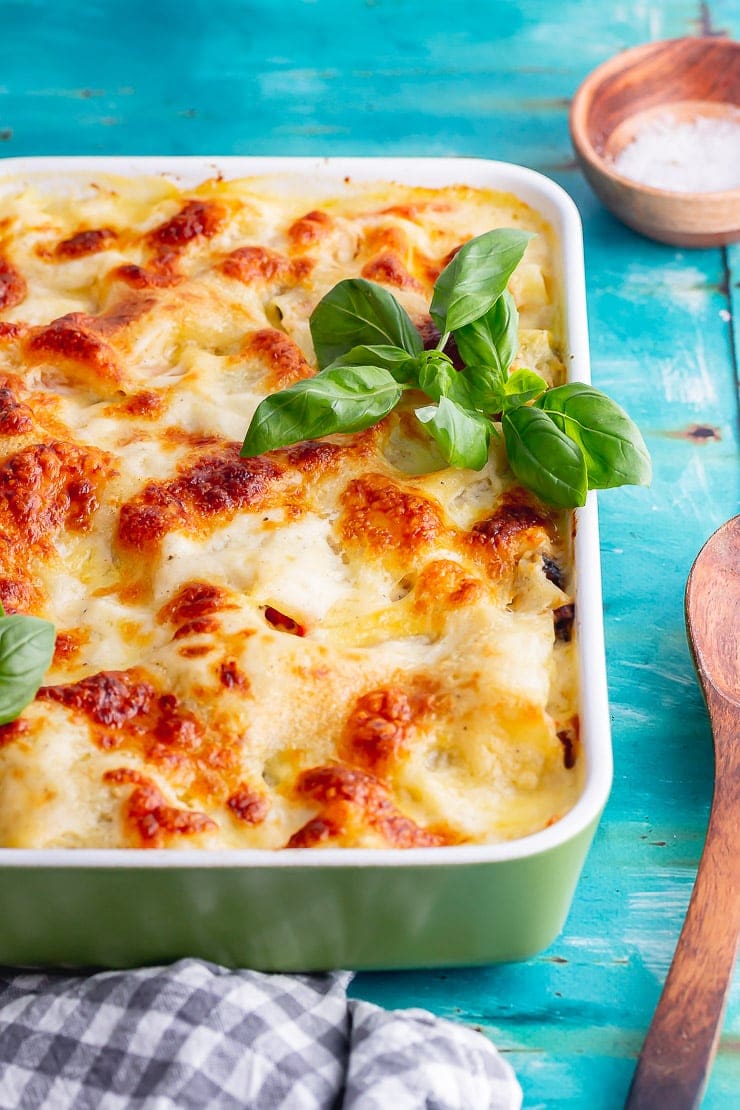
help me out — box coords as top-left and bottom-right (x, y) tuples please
(570, 37), (740, 247)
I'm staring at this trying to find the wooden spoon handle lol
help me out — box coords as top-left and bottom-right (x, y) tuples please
(625, 691), (740, 1110)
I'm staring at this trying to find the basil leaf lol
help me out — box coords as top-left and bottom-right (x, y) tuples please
(535, 383), (652, 489)
(454, 290), (519, 373)
(416, 396), (491, 471)
(503, 406), (588, 508)
(417, 351), (455, 398)
(0, 613), (56, 725)
(310, 279), (422, 368)
(430, 229), (533, 333)
(416, 351), (480, 415)
(504, 368), (548, 407)
(241, 365), (403, 456)
(325, 344), (419, 384)
(460, 363), (506, 414)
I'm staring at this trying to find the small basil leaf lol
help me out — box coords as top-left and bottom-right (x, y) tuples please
(464, 363), (506, 413)
(416, 396), (491, 471)
(310, 279), (422, 368)
(504, 368), (548, 408)
(454, 290), (519, 373)
(241, 365), (403, 456)
(503, 406), (588, 508)
(325, 344), (418, 384)
(535, 383), (652, 489)
(417, 350), (455, 399)
(430, 229), (533, 333)
(0, 614), (56, 725)
(417, 351), (479, 413)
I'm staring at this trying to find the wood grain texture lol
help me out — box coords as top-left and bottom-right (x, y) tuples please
(627, 517), (739, 1108)
(0, 1), (738, 1106)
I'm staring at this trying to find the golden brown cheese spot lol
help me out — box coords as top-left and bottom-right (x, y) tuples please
(88, 295), (159, 337)
(0, 384), (34, 437)
(173, 616), (220, 641)
(0, 577), (33, 615)
(0, 441), (116, 545)
(287, 209), (334, 252)
(54, 227), (117, 260)
(53, 627), (89, 666)
(421, 241), (468, 286)
(0, 256), (27, 312)
(379, 202), (453, 221)
(103, 767), (217, 847)
(363, 224), (411, 257)
(360, 252), (424, 293)
(242, 328), (315, 390)
(0, 717), (30, 748)
(147, 200), (226, 255)
(284, 434), (377, 478)
(227, 784), (269, 824)
(39, 669), (242, 804)
(286, 812), (342, 848)
(218, 659), (248, 689)
(117, 445), (285, 550)
(162, 428), (225, 451)
(288, 763), (448, 848)
(113, 200), (228, 289)
(39, 670), (156, 729)
(341, 686), (435, 778)
(467, 491), (553, 576)
(114, 390), (166, 419)
(25, 314), (125, 394)
(220, 245), (313, 286)
(159, 581), (235, 627)
(339, 473), (443, 557)
(111, 263), (181, 289)
(412, 560), (483, 612)
(263, 429), (378, 487)
(359, 224), (426, 293)
(0, 321), (27, 344)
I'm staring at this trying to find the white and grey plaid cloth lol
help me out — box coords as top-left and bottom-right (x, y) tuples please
(0, 959), (521, 1109)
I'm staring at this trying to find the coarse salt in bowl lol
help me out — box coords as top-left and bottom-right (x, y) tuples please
(569, 37), (740, 247)
(612, 111), (740, 194)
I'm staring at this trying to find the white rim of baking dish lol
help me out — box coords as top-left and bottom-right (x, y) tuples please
(0, 156), (612, 868)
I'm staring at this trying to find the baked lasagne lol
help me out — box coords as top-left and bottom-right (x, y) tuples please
(0, 173), (580, 849)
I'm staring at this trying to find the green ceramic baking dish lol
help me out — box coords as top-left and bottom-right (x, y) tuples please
(0, 156), (612, 970)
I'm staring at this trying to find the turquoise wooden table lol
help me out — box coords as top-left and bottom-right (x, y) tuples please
(1, 1), (738, 1105)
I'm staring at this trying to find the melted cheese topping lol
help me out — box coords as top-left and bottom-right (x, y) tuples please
(0, 173), (580, 849)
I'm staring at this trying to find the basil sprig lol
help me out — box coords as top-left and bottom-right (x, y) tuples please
(0, 604), (55, 725)
(241, 228), (651, 508)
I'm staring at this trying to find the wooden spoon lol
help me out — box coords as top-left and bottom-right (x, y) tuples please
(626, 515), (740, 1110)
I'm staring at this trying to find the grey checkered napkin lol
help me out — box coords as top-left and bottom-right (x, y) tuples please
(0, 959), (521, 1109)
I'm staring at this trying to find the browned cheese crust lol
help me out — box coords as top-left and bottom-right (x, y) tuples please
(0, 173), (579, 849)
